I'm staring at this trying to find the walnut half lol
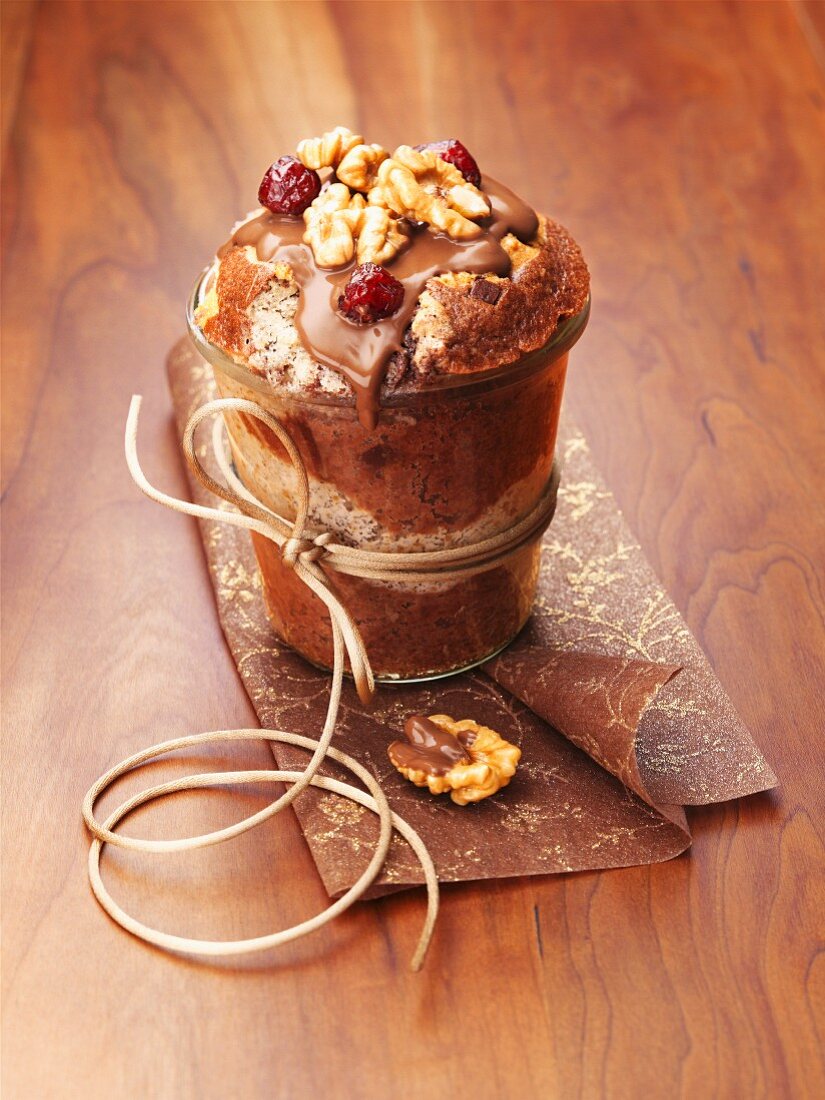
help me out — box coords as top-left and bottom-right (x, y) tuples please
(356, 205), (409, 265)
(388, 714), (521, 806)
(302, 183), (365, 268)
(297, 126), (363, 170)
(336, 143), (389, 191)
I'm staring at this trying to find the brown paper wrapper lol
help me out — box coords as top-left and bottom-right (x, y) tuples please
(484, 424), (777, 806)
(165, 339), (775, 896)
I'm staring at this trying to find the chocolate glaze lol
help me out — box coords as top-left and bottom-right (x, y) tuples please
(217, 177), (539, 429)
(388, 715), (477, 777)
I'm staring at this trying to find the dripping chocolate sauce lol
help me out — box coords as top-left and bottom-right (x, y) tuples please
(217, 176), (539, 430)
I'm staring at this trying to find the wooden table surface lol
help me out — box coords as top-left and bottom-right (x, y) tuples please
(2, 2), (824, 1096)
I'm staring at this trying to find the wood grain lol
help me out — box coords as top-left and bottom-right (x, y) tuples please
(2, 2), (824, 1097)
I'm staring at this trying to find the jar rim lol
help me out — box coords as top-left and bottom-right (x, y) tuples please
(186, 264), (590, 408)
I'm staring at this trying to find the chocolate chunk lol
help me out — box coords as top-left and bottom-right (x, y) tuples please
(469, 278), (503, 305)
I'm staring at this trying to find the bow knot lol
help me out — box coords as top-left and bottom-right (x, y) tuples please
(282, 531), (331, 568)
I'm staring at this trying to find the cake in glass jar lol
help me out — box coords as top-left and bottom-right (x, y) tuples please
(189, 128), (589, 680)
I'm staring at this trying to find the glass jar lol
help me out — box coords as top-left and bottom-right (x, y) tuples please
(187, 271), (589, 681)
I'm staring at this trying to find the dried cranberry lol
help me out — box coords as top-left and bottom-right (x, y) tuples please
(415, 139), (481, 188)
(257, 156), (321, 215)
(338, 263), (405, 324)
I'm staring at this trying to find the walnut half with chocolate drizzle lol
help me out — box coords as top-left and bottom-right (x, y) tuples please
(388, 715), (521, 806)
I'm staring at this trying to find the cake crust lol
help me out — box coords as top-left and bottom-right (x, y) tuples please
(409, 216), (589, 378)
(197, 213), (589, 399)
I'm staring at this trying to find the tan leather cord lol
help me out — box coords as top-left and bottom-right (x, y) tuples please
(83, 395), (559, 971)
(84, 729), (438, 971)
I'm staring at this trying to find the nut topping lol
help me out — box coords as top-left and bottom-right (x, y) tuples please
(266, 131), (496, 264)
(302, 183), (365, 268)
(356, 205), (409, 265)
(369, 145), (491, 239)
(388, 714), (521, 805)
(297, 126), (364, 170)
(303, 183), (408, 269)
(336, 143), (389, 191)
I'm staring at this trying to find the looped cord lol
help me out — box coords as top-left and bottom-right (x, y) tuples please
(84, 394), (559, 971)
(84, 729), (439, 971)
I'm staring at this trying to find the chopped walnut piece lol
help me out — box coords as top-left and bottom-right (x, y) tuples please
(297, 126), (363, 170)
(302, 183), (365, 268)
(336, 143), (389, 191)
(388, 714), (521, 806)
(369, 145), (491, 239)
